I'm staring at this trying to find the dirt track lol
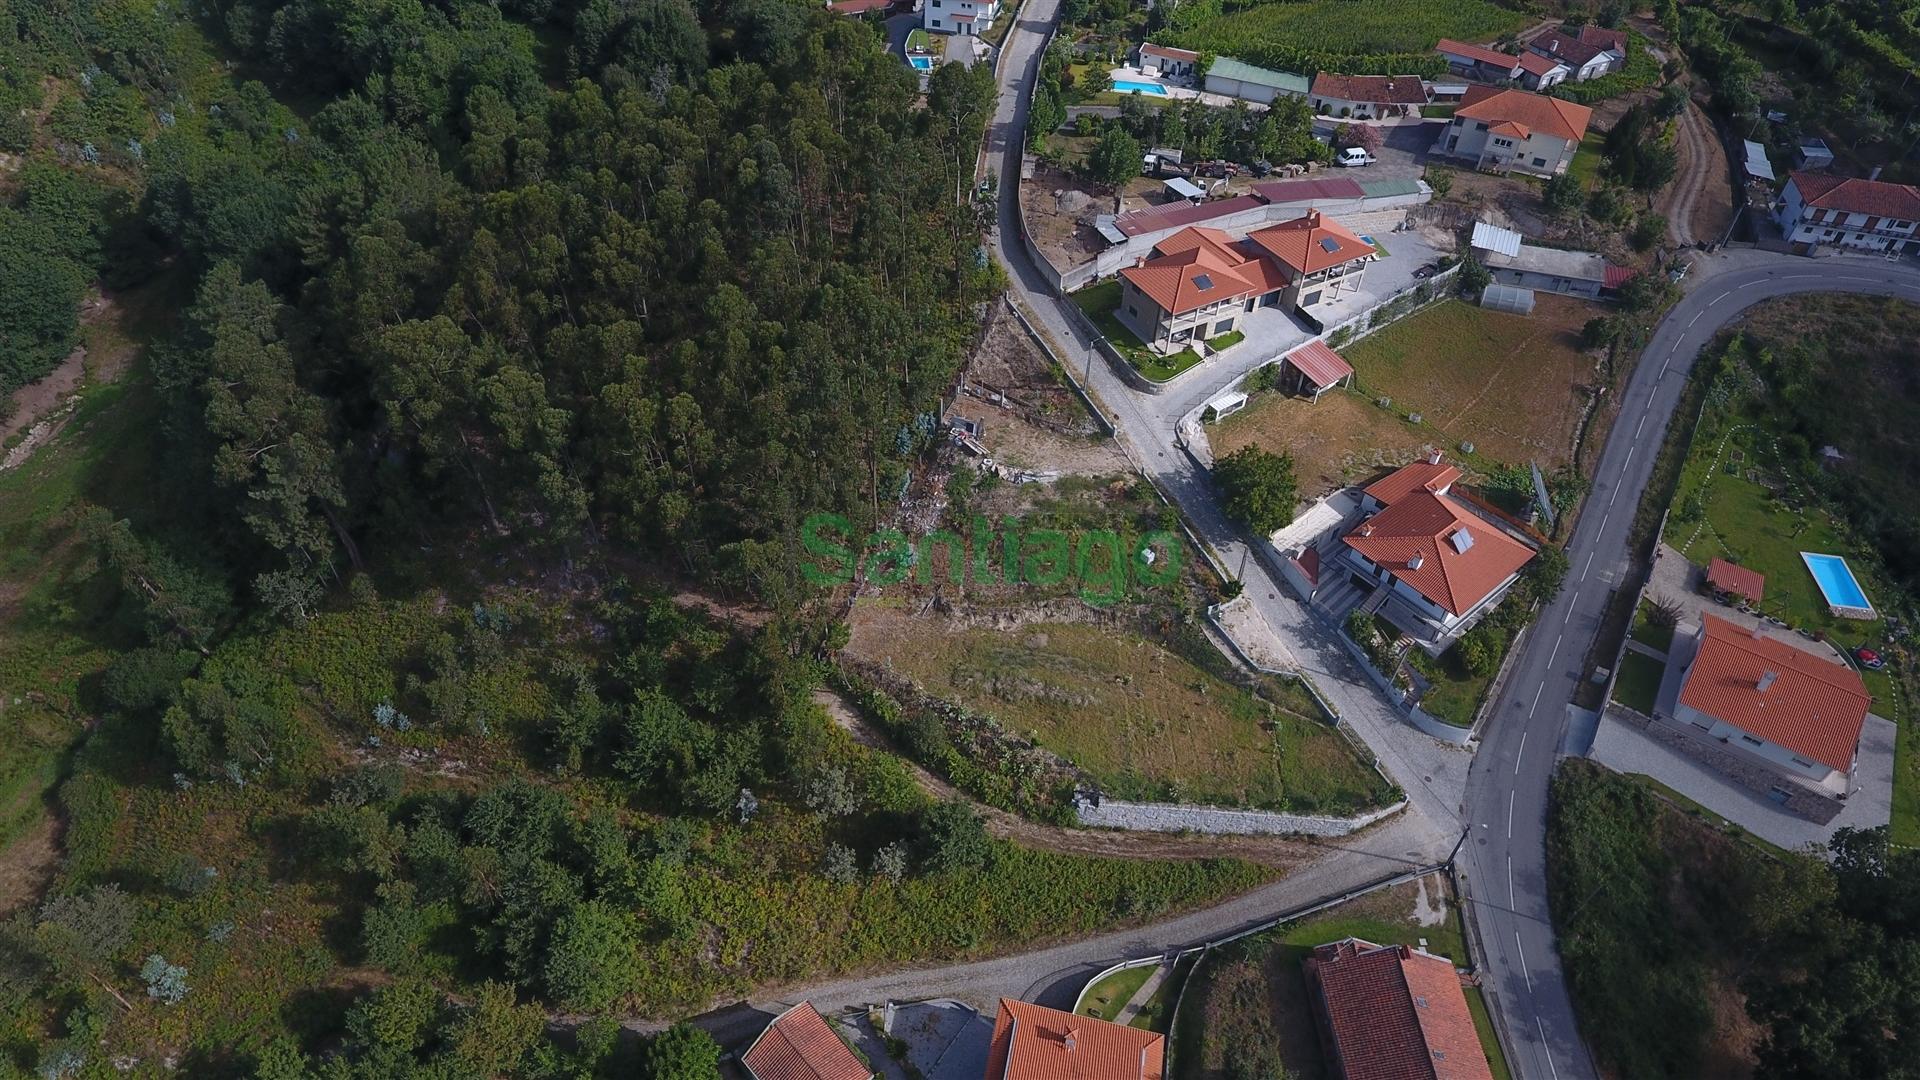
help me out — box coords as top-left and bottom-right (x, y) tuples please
(1666, 99), (1734, 247)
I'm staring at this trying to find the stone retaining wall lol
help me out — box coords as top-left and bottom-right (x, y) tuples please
(1075, 794), (1407, 836)
(1606, 705), (1845, 823)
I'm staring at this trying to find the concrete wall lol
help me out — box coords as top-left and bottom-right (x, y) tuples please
(1611, 706), (1846, 823)
(1076, 795), (1407, 836)
(1490, 267), (1604, 298)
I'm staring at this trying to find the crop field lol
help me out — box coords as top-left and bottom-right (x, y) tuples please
(1163, 0), (1529, 76)
(845, 611), (1394, 814)
(1340, 296), (1608, 470)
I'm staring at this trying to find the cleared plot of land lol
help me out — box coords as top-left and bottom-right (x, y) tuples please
(1341, 295), (1607, 469)
(1212, 389), (1429, 500)
(1175, 872), (1506, 1080)
(845, 611), (1392, 814)
(1612, 651), (1665, 715)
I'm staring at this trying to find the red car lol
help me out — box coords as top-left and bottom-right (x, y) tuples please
(1855, 647), (1886, 670)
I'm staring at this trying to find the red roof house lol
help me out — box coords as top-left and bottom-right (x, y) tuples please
(983, 998), (1165, 1080)
(1455, 86), (1592, 144)
(1434, 38), (1521, 72)
(1784, 170), (1920, 221)
(1118, 226), (1286, 316)
(1305, 937), (1495, 1080)
(1676, 614), (1871, 775)
(1245, 210), (1373, 276)
(741, 1002), (873, 1080)
(1345, 457), (1536, 620)
(1706, 557), (1765, 604)
(1311, 73), (1430, 115)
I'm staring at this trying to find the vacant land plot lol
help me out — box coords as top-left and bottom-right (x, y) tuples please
(1175, 872), (1506, 1080)
(845, 611), (1392, 814)
(1341, 295), (1608, 469)
(1212, 389), (1429, 499)
(959, 304), (1128, 476)
(1613, 651), (1665, 715)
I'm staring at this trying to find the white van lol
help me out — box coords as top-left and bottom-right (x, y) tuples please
(1336, 147), (1375, 167)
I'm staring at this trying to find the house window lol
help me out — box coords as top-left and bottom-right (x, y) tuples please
(1532, 157), (1547, 168)
(932, 17), (941, 25)
(1474, 121), (1488, 131)
(1740, 734), (1763, 747)
(1126, 305), (1137, 317)
(1214, 318), (1234, 334)
(1493, 138), (1513, 148)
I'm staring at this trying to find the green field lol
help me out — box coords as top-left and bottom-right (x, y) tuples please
(859, 619), (1394, 814)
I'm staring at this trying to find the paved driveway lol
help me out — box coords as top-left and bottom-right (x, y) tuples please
(1314, 117), (1443, 181)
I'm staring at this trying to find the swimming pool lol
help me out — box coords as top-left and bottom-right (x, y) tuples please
(1801, 552), (1876, 619)
(1114, 80), (1169, 96)
(910, 55), (933, 71)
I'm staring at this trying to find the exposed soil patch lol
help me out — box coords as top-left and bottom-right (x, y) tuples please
(1021, 158), (1115, 272)
(0, 810), (63, 919)
(953, 303), (1128, 476)
(1662, 96), (1735, 247)
(2, 290), (139, 469)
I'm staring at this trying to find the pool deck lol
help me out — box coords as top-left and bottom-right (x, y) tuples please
(1104, 66), (1252, 110)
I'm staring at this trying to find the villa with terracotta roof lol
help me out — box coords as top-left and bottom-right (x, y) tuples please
(1305, 937), (1494, 1080)
(983, 998), (1165, 1080)
(1114, 212), (1374, 353)
(1774, 170), (1920, 255)
(1670, 613), (1872, 798)
(1339, 456), (1537, 651)
(1433, 85), (1593, 177)
(1434, 39), (1522, 81)
(1309, 73), (1429, 119)
(741, 1002), (874, 1080)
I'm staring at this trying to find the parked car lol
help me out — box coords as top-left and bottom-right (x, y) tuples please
(1412, 262), (1441, 279)
(1856, 647), (1887, 670)
(1335, 147), (1375, 168)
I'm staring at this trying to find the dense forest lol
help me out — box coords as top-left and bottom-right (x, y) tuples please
(0, 0), (1268, 1075)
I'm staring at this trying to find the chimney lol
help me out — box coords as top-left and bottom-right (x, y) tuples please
(1063, 1029), (1078, 1052)
(1427, 448), (1443, 466)
(1757, 670), (1778, 693)
(1407, 554), (1425, 570)
(1305, 209), (1321, 227)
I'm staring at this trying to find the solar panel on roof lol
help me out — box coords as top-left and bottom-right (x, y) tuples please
(1193, 274), (1214, 290)
(1319, 237), (1341, 252)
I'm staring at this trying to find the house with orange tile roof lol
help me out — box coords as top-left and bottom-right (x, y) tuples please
(983, 998), (1165, 1080)
(1114, 211), (1373, 353)
(1774, 170), (1920, 255)
(1670, 613), (1871, 797)
(1433, 86), (1592, 177)
(741, 1002), (874, 1080)
(1309, 73), (1429, 119)
(1340, 455), (1537, 651)
(1305, 937), (1495, 1080)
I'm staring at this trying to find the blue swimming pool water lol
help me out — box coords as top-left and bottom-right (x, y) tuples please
(1802, 552), (1873, 611)
(1114, 80), (1169, 95)
(910, 56), (933, 71)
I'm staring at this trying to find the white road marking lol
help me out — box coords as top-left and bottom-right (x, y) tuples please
(1531, 684), (1545, 715)
(1580, 551), (1595, 581)
(1514, 730), (1528, 775)
(1622, 445), (1635, 471)
(1597, 512), (1609, 534)
(1546, 635), (1562, 669)
(1538, 1017), (1562, 1080)
(1609, 481), (1622, 507)
(1515, 930), (1533, 991)
(1508, 855), (1516, 906)
(1507, 790), (1516, 838)
(1635, 412), (1648, 437)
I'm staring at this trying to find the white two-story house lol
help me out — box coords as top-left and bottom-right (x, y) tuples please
(924, 0), (997, 36)
(1434, 85), (1592, 178)
(1340, 456), (1536, 652)
(1774, 170), (1920, 255)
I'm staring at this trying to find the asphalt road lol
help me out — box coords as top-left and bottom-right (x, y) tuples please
(1461, 255), (1920, 1080)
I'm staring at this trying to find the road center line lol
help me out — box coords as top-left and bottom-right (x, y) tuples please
(1515, 930), (1533, 991)
(1579, 550), (1595, 581)
(1622, 445), (1635, 471)
(1538, 1017), (1562, 1080)
(1531, 684), (1545, 715)
(1546, 635), (1562, 669)
(1634, 412), (1648, 437)
(1507, 790), (1516, 838)
(1508, 855), (1516, 906)
(1514, 730), (1527, 774)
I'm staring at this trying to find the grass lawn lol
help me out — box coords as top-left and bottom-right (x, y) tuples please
(907, 28), (931, 52)
(1421, 104), (1457, 118)
(1407, 645), (1492, 729)
(1629, 599), (1676, 652)
(1612, 651), (1665, 715)
(1131, 954), (1192, 1032)
(1072, 280), (1204, 383)
(1568, 131), (1605, 189)
(848, 618), (1395, 814)
(1177, 873), (1498, 1080)
(1205, 329), (1244, 352)
(1077, 963), (1157, 1022)
(1463, 986), (1514, 1080)
(1340, 295), (1607, 469)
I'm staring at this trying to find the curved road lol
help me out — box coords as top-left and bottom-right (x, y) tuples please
(1463, 255), (1920, 1079)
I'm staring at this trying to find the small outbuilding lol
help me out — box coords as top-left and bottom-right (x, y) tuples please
(1278, 339), (1355, 400)
(1707, 557), (1766, 605)
(1163, 176), (1206, 203)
